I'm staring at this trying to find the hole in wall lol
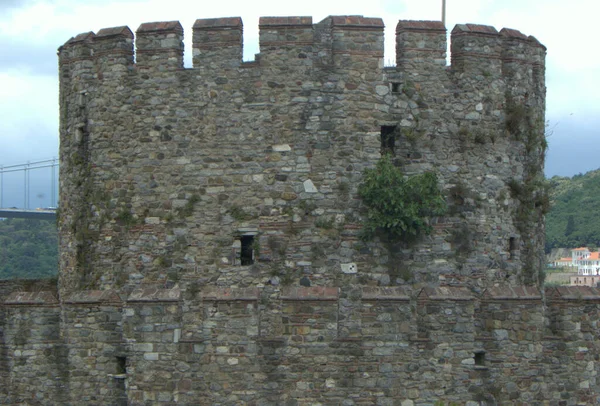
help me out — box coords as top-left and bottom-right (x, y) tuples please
(474, 351), (485, 366)
(509, 237), (516, 260)
(380, 125), (396, 155)
(240, 235), (255, 266)
(116, 356), (127, 374)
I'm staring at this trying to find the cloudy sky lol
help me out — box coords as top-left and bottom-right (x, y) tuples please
(0, 0), (598, 206)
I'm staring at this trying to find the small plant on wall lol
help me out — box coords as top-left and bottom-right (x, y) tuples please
(358, 154), (446, 242)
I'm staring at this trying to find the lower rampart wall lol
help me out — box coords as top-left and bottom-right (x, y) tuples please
(1, 285), (599, 405)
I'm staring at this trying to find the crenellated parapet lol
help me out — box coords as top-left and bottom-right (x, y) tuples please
(193, 17), (243, 69)
(57, 16), (545, 84)
(136, 21), (184, 71)
(500, 27), (547, 99)
(93, 26), (134, 80)
(448, 23), (546, 90)
(259, 17), (314, 68)
(451, 24), (503, 76)
(58, 31), (96, 87)
(395, 20), (446, 74)
(328, 16), (384, 69)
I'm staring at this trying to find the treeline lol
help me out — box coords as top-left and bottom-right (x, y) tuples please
(546, 170), (600, 251)
(0, 218), (58, 279)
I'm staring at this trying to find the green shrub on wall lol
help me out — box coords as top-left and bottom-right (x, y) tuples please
(358, 155), (446, 242)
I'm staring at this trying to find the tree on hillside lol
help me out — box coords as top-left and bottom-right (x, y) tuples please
(0, 218), (58, 279)
(565, 215), (575, 236)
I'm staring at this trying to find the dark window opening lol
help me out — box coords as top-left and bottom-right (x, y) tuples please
(474, 351), (485, 366)
(381, 126), (396, 155)
(114, 356), (128, 406)
(240, 235), (255, 266)
(116, 356), (127, 374)
(509, 237), (516, 260)
(391, 83), (401, 93)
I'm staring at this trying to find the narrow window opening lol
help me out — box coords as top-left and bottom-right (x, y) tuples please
(240, 235), (255, 266)
(113, 356), (128, 406)
(509, 237), (516, 260)
(116, 356), (127, 374)
(380, 125), (396, 155)
(474, 351), (485, 366)
(391, 83), (401, 93)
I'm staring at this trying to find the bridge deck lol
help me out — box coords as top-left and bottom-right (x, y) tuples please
(0, 209), (56, 220)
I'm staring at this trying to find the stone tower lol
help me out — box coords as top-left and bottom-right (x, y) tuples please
(4, 14), (600, 406)
(57, 16), (547, 296)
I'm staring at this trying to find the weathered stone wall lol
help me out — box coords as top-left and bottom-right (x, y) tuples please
(62, 290), (126, 405)
(3, 292), (68, 405)
(0, 13), (566, 405)
(3, 286), (600, 404)
(57, 15), (546, 296)
(0, 280), (58, 405)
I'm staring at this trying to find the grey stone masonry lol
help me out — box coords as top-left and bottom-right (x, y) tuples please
(1, 286), (600, 404)
(0, 13), (569, 405)
(57, 15), (546, 296)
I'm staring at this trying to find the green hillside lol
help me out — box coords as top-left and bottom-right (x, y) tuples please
(0, 218), (58, 279)
(546, 170), (600, 251)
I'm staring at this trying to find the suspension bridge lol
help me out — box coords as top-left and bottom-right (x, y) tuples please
(0, 158), (59, 220)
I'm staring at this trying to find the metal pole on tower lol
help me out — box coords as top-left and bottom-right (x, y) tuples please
(442, 0), (446, 26)
(51, 158), (56, 207)
(24, 163), (27, 209)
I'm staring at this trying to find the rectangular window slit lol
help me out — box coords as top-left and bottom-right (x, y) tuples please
(240, 235), (255, 266)
(509, 237), (516, 260)
(391, 83), (401, 93)
(380, 125), (396, 155)
(474, 351), (485, 366)
(116, 356), (127, 374)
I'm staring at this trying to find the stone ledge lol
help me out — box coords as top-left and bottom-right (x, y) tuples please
(193, 17), (243, 30)
(500, 27), (528, 40)
(452, 24), (499, 37)
(330, 16), (384, 29)
(482, 286), (541, 300)
(137, 21), (184, 34)
(96, 26), (133, 39)
(127, 286), (181, 302)
(63, 290), (122, 305)
(546, 286), (600, 301)
(259, 17), (312, 27)
(417, 286), (473, 301)
(281, 286), (339, 301)
(396, 20), (446, 33)
(4, 291), (59, 306)
(361, 286), (411, 301)
(201, 287), (260, 301)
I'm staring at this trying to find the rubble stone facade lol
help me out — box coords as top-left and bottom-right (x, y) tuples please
(3, 15), (598, 406)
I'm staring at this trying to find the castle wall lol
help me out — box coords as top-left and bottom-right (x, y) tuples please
(3, 292), (68, 405)
(3, 286), (600, 404)
(7, 13), (564, 405)
(57, 16), (546, 294)
(62, 290), (126, 405)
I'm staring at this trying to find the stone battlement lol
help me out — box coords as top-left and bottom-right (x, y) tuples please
(58, 16), (545, 79)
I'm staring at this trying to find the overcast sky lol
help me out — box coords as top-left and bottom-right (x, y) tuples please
(0, 0), (598, 207)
